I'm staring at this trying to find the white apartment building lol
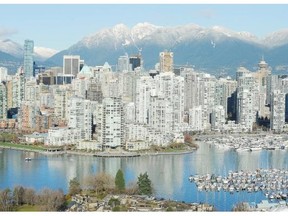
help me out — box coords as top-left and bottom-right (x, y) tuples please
(45, 127), (81, 146)
(96, 97), (124, 150)
(0, 82), (7, 119)
(148, 95), (173, 133)
(68, 97), (92, 141)
(135, 76), (154, 124)
(211, 105), (226, 131)
(270, 90), (285, 132)
(188, 106), (203, 131)
(0, 67), (8, 82)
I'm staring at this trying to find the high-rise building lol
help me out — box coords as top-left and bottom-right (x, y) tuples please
(24, 40), (34, 78)
(118, 54), (130, 72)
(96, 97), (124, 150)
(129, 55), (141, 71)
(63, 55), (80, 76)
(0, 82), (7, 119)
(159, 51), (173, 73)
(0, 67), (8, 82)
(68, 97), (92, 141)
(270, 90), (285, 132)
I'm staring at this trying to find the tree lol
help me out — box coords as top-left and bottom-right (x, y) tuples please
(37, 188), (65, 211)
(115, 169), (125, 192)
(23, 188), (36, 205)
(13, 186), (25, 206)
(137, 172), (153, 196)
(0, 188), (13, 211)
(68, 177), (81, 195)
(85, 172), (114, 194)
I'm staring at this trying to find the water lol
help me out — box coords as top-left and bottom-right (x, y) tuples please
(0, 142), (287, 211)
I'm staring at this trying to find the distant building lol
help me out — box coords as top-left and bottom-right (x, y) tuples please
(129, 55), (141, 71)
(159, 51), (173, 73)
(0, 67), (8, 82)
(63, 55), (81, 76)
(118, 54), (130, 72)
(24, 39), (34, 78)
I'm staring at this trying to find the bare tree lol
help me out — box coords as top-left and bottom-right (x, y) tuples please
(85, 172), (115, 194)
(23, 188), (36, 205)
(37, 188), (65, 211)
(0, 188), (13, 211)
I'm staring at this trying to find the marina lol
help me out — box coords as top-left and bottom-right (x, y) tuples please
(189, 168), (288, 201)
(199, 134), (288, 151)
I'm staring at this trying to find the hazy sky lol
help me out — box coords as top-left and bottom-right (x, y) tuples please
(0, 4), (288, 50)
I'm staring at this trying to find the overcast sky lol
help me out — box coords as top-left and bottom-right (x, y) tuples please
(1, 4), (288, 50)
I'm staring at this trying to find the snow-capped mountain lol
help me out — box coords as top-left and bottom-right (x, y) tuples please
(2, 22), (288, 75)
(0, 39), (23, 58)
(262, 29), (288, 47)
(34, 47), (59, 60)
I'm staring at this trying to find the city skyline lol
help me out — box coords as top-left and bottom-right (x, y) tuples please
(1, 4), (288, 50)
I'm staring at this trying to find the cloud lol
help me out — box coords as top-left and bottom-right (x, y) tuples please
(198, 9), (216, 19)
(0, 27), (18, 38)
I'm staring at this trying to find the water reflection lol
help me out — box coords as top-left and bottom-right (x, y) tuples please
(0, 143), (287, 211)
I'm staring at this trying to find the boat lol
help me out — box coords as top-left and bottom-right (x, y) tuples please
(25, 158), (32, 161)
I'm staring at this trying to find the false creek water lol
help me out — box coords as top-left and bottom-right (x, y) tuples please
(1, 141), (288, 211)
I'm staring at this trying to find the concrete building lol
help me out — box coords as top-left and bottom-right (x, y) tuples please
(211, 105), (225, 131)
(45, 127), (81, 146)
(117, 54), (130, 72)
(159, 51), (173, 73)
(0, 82), (7, 119)
(0, 67), (8, 82)
(63, 55), (81, 76)
(188, 106), (203, 131)
(148, 95), (173, 133)
(135, 76), (154, 124)
(270, 90), (285, 132)
(23, 39), (34, 78)
(96, 97), (124, 150)
(86, 78), (103, 103)
(68, 97), (92, 141)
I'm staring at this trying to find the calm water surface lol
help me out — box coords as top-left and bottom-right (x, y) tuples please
(1, 142), (288, 211)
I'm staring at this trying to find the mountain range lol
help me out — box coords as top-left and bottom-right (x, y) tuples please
(1, 23), (288, 76)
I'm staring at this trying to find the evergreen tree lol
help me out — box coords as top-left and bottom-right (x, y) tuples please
(115, 169), (125, 192)
(68, 177), (81, 195)
(137, 172), (152, 196)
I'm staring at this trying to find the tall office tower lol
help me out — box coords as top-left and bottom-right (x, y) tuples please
(117, 54), (129, 72)
(0, 82), (7, 119)
(68, 97), (92, 141)
(159, 51), (173, 73)
(24, 39), (34, 78)
(63, 55), (80, 76)
(270, 90), (285, 132)
(96, 97), (124, 150)
(129, 55), (141, 71)
(211, 105), (225, 131)
(0, 67), (8, 82)
(236, 67), (250, 82)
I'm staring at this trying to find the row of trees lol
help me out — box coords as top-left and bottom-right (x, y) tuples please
(69, 170), (153, 197)
(0, 186), (65, 211)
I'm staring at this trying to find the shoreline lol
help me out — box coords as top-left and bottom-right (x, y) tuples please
(0, 144), (197, 157)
